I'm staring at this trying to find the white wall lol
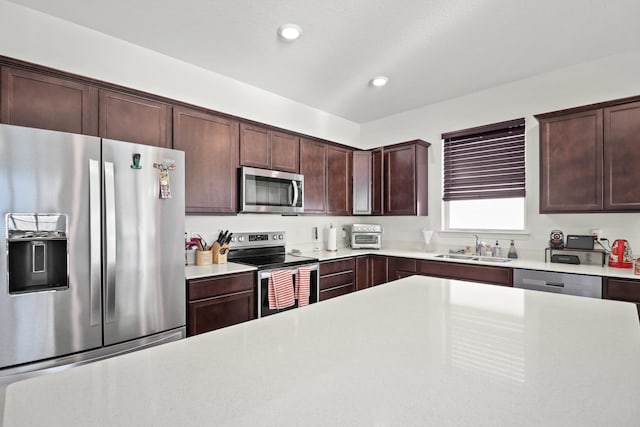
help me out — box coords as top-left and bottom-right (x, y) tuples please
(361, 49), (640, 260)
(0, 1), (360, 146)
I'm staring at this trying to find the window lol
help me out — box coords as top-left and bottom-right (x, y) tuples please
(442, 118), (525, 231)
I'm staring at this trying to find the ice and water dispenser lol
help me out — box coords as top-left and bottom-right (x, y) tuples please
(6, 213), (69, 294)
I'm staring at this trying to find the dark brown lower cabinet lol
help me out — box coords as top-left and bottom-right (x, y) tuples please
(370, 255), (388, 286)
(387, 257), (417, 281)
(320, 258), (355, 300)
(187, 272), (255, 336)
(604, 277), (640, 319)
(355, 255), (370, 291)
(416, 260), (512, 287)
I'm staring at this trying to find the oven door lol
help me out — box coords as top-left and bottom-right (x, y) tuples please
(257, 263), (319, 318)
(350, 232), (381, 249)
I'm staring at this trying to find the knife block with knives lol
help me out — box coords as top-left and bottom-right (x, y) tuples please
(212, 242), (230, 264)
(212, 230), (232, 264)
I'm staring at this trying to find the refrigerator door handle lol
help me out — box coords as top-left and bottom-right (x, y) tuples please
(104, 161), (117, 323)
(89, 159), (101, 326)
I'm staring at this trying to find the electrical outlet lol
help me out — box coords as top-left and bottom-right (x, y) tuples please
(591, 228), (603, 239)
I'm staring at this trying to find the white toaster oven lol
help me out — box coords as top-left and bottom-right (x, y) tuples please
(344, 224), (382, 249)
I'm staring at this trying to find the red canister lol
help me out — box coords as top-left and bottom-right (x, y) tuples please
(609, 239), (633, 268)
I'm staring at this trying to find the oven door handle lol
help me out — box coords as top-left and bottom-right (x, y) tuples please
(258, 263), (318, 280)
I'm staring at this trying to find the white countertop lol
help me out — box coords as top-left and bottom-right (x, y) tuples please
(185, 262), (256, 280)
(4, 276), (640, 426)
(310, 248), (640, 279)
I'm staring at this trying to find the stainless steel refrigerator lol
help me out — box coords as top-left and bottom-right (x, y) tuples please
(0, 124), (185, 381)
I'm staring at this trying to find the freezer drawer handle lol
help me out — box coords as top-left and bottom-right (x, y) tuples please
(104, 161), (117, 323)
(89, 159), (101, 326)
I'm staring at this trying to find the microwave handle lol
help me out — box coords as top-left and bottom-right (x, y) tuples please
(291, 180), (299, 207)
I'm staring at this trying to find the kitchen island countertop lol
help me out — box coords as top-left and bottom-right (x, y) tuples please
(4, 276), (640, 426)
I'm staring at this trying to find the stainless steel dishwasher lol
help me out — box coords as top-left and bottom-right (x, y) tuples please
(513, 268), (602, 298)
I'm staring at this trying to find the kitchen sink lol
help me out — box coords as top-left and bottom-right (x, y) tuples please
(435, 254), (475, 260)
(435, 254), (512, 263)
(472, 256), (512, 263)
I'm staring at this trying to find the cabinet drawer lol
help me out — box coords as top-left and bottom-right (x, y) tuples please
(417, 260), (512, 286)
(320, 258), (354, 276)
(188, 272), (254, 301)
(605, 278), (640, 303)
(320, 283), (355, 301)
(320, 271), (354, 291)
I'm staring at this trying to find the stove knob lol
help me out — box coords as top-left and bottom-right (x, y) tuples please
(278, 234), (284, 240)
(238, 236), (245, 242)
(273, 234), (278, 240)
(231, 236), (236, 242)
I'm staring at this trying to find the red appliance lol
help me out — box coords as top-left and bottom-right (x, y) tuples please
(608, 239), (633, 268)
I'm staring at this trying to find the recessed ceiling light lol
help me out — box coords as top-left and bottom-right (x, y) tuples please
(278, 24), (302, 41)
(369, 76), (389, 87)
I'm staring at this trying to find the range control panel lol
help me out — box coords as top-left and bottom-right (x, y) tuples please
(229, 231), (286, 248)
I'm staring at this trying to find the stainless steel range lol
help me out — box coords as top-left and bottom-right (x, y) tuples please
(227, 232), (319, 318)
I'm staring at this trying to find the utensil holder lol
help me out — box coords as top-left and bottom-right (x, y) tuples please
(213, 242), (230, 264)
(195, 249), (213, 266)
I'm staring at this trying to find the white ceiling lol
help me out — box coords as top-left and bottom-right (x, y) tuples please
(8, 0), (640, 123)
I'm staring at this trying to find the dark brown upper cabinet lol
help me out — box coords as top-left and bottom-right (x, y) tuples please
(384, 140), (430, 216)
(300, 139), (352, 215)
(173, 107), (239, 214)
(538, 110), (603, 212)
(326, 145), (352, 215)
(300, 138), (327, 214)
(603, 101), (640, 211)
(0, 66), (98, 135)
(371, 148), (384, 215)
(537, 97), (640, 213)
(239, 123), (299, 173)
(352, 151), (372, 215)
(99, 90), (172, 148)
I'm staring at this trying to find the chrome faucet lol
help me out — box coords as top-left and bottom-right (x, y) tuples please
(472, 234), (485, 255)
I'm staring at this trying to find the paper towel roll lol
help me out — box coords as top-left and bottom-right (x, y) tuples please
(326, 226), (337, 251)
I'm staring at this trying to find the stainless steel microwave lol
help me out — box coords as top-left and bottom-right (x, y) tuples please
(239, 166), (304, 214)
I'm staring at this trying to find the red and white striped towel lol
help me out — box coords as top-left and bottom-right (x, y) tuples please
(295, 265), (311, 307)
(268, 269), (295, 310)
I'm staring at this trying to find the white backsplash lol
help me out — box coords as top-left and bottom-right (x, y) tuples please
(186, 212), (640, 263)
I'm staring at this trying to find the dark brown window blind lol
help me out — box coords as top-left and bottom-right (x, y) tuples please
(442, 118), (525, 201)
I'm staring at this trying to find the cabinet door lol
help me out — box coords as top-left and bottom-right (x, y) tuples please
(355, 255), (370, 291)
(271, 131), (299, 173)
(239, 123), (270, 169)
(326, 145), (352, 215)
(603, 101), (640, 211)
(173, 107), (239, 213)
(387, 257), (417, 281)
(0, 66), (98, 135)
(371, 148), (384, 215)
(99, 90), (171, 147)
(370, 255), (388, 286)
(353, 151), (372, 215)
(300, 138), (327, 213)
(417, 260), (512, 286)
(604, 278), (640, 318)
(187, 272), (255, 336)
(385, 143), (429, 215)
(539, 110), (603, 212)
(188, 291), (254, 335)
